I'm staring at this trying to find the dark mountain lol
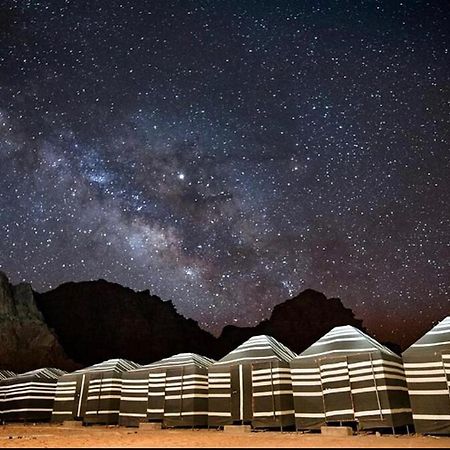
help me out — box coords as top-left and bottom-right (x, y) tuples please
(33, 279), (218, 367)
(217, 289), (364, 356)
(1, 271), (367, 371)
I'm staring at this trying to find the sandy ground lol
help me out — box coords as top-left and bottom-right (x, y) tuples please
(0, 423), (449, 448)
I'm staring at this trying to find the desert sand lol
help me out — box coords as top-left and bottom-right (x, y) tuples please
(0, 423), (449, 448)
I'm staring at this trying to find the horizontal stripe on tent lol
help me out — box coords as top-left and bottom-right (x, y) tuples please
(290, 368), (320, 374)
(148, 392), (164, 396)
(405, 369), (447, 376)
(413, 340), (450, 348)
(403, 362), (444, 368)
(325, 409), (355, 417)
(311, 337), (368, 346)
(293, 391), (323, 397)
(253, 390), (293, 397)
(118, 413), (147, 418)
(56, 381), (77, 386)
(85, 410), (119, 415)
(122, 379), (151, 384)
(52, 411), (73, 415)
(0, 382), (58, 390)
(53, 397), (75, 401)
(0, 395), (55, 401)
(87, 395), (121, 400)
(251, 368), (292, 375)
(351, 385), (409, 394)
(119, 396), (147, 401)
(214, 355), (285, 365)
(413, 414), (450, 420)
(291, 374), (321, 380)
(428, 328), (450, 335)
(252, 380), (292, 387)
(408, 389), (450, 395)
(164, 411), (208, 416)
(165, 386), (208, 392)
(323, 387), (351, 394)
(351, 374), (406, 383)
(0, 408), (52, 413)
(208, 393), (231, 398)
(208, 373), (231, 378)
(406, 376), (447, 383)
(253, 410), (295, 417)
(355, 408), (411, 417)
(147, 409), (164, 413)
(165, 394), (208, 399)
(296, 348), (378, 359)
(295, 413), (325, 418)
(120, 389), (148, 394)
(208, 384), (231, 389)
(252, 374), (292, 382)
(292, 381), (321, 386)
(207, 412), (232, 417)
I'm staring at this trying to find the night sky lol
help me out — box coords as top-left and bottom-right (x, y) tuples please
(0, 1), (449, 348)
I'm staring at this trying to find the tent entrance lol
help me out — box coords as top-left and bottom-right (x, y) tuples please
(318, 356), (356, 425)
(442, 352), (450, 403)
(230, 364), (252, 424)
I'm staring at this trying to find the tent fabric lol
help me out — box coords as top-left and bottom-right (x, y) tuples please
(0, 368), (66, 422)
(402, 316), (450, 435)
(51, 358), (139, 425)
(208, 335), (297, 428)
(0, 370), (15, 380)
(291, 326), (412, 431)
(119, 353), (214, 428)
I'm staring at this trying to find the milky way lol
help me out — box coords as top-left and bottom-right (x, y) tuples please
(0, 1), (449, 347)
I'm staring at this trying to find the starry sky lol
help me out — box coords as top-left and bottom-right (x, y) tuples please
(0, 0), (449, 348)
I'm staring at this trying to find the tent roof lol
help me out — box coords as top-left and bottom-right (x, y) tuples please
(136, 353), (215, 371)
(402, 316), (450, 356)
(73, 358), (140, 374)
(0, 370), (16, 380)
(15, 368), (66, 380)
(215, 335), (297, 365)
(295, 325), (398, 360)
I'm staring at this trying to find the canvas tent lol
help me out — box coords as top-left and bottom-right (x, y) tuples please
(402, 316), (450, 435)
(51, 358), (139, 425)
(0, 368), (65, 422)
(208, 335), (297, 429)
(291, 325), (412, 431)
(0, 370), (15, 380)
(119, 353), (214, 428)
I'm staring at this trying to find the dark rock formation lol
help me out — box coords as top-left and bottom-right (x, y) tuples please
(34, 279), (219, 366)
(217, 289), (364, 355)
(0, 272), (79, 372)
(1, 272), (367, 371)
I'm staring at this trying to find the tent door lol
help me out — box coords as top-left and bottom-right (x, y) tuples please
(319, 356), (355, 424)
(230, 364), (252, 424)
(165, 367), (184, 422)
(442, 352), (450, 402)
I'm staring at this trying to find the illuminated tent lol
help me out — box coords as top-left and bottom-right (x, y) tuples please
(402, 316), (450, 435)
(0, 368), (65, 422)
(51, 358), (139, 425)
(119, 353), (214, 427)
(291, 325), (412, 431)
(208, 335), (296, 429)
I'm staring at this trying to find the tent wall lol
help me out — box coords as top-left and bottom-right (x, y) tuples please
(0, 373), (60, 422)
(292, 350), (412, 430)
(118, 370), (149, 427)
(403, 318), (450, 435)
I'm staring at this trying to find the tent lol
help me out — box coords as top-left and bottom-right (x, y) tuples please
(0, 368), (65, 422)
(119, 353), (214, 428)
(291, 325), (412, 431)
(51, 358), (139, 425)
(0, 370), (15, 380)
(402, 316), (450, 434)
(208, 335), (297, 429)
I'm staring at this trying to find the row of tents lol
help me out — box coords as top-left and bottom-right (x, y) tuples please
(0, 317), (449, 435)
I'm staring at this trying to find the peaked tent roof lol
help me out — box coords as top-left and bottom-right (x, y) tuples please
(402, 316), (450, 356)
(0, 370), (16, 380)
(215, 334), (297, 365)
(73, 358), (140, 374)
(127, 353), (215, 373)
(15, 368), (66, 379)
(295, 325), (398, 360)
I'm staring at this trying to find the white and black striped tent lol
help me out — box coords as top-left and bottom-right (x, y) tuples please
(51, 358), (139, 425)
(208, 335), (297, 429)
(119, 353), (214, 428)
(0, 368), (66, 422)
(402, 316), (450, 435)
(291, 325), (412, 431)
(0, 370), (15, 380)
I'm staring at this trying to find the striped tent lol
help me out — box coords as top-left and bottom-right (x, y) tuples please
(291, 325), (412, 431)
(52, 358), (139, 425)
(402, 316), (450, 435)
(0, 370), (15, 380)
(119, 353), (214, 428)
(208, 335), (297, 429)
(0, 368), (66, 422)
